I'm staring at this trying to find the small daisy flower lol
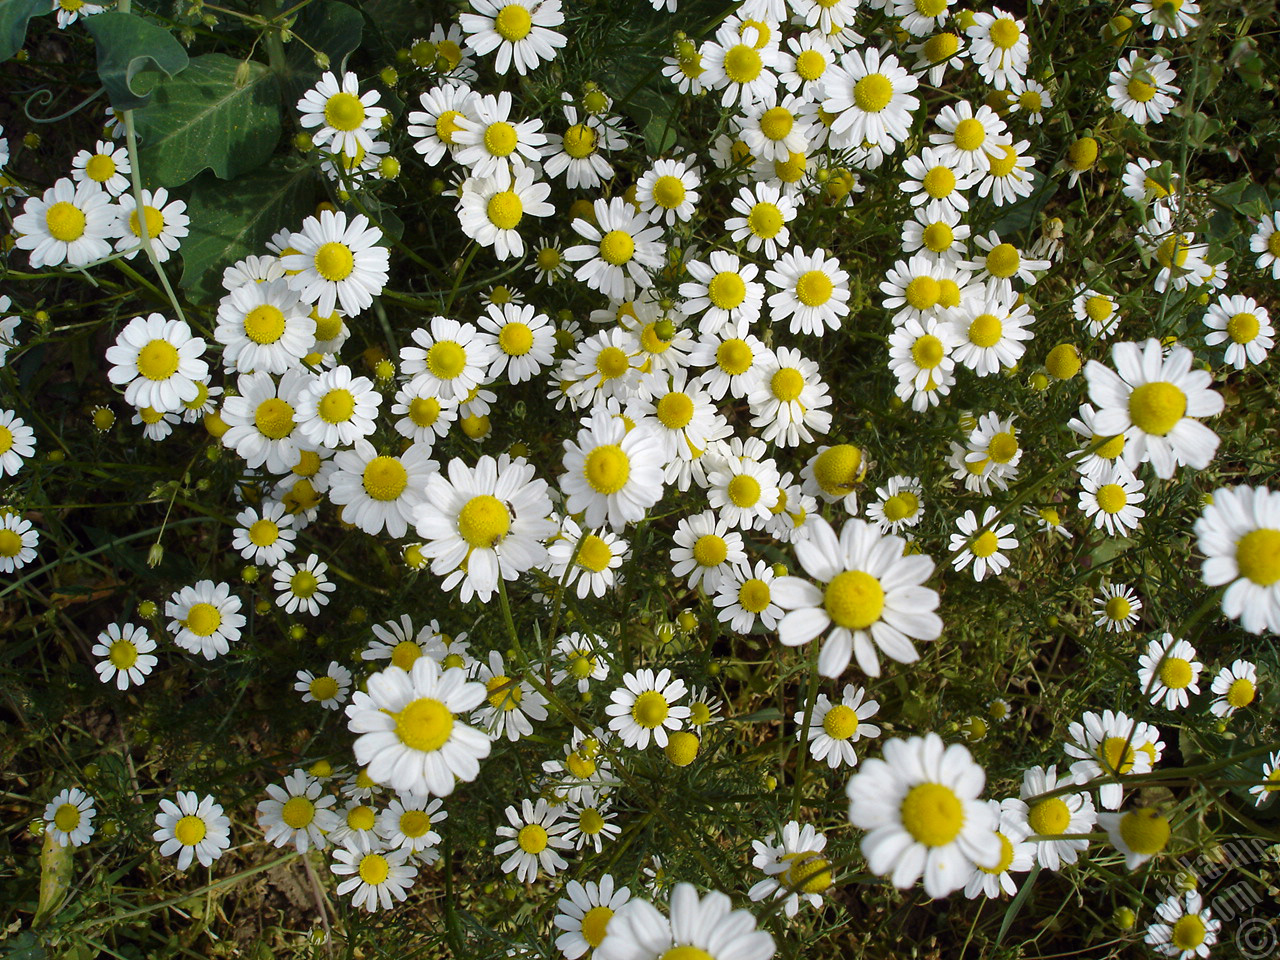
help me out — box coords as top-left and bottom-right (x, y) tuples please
(899, 146), (980, 214)
(821, 47), (920, 149)
(546, 517), (628, 600)
(219, 369), (310, 475)
(1209, 659), (1258, 718)
(566, 197), (667, 301)
(725, 181), (797, 260)
(866, 475), (924, 534)
(258, 770), (341, 853)
(477, 302), (555, 385)
(345, 657), (491, 797)
(1014, 764), (1097, 871)
(685, 685), (723, 727)
(1203, 293), (1274, 369)
(1249, 211), (1280, 279)
(1094, 582), (1143, 632)
(376, 795), (445, 856)
(902, 200), (970, 259)
(688, 329), (767, 401)
(71, 140), (130, 196)
(636, 157), (701, 226)
(1140, 208), (1212, 293)
(966, 8), (1029, 89)
(929, 101), (1012, 177)
(166, 580), (245, 660)
(44, 788), (96, 847)
(413, 453), (555, 603)
(554, 876), (632, 960)
(297, 71), (387, 156)
(965, 230), (1050, 292)
(459, 0), (566, 76)
(282, 210), (389, 318)
(949, 507), (1018, 581)
(1194, 485), (1280, 635)
(965, 799), (1035, 899)
(452, 91), (547, 179)
(105, 313), (208, 414)
(560, 410), (666, 531)
(597, 883), (775, 960)
(529, 237), (571, 284)
(457, 164), (554, 261)
(399, 315), (496, 404)
(713, 560), (783, 632)
(748, 821), (832, 918)
(1250, 751), (1280, 806)
(473, 650), (549, 743)
(406, 80), (477, 166)
(295, 365), (380, 448)
(1072, 285), (1121, 337)
(1064, 709), (1161, 810)
(132, 406), (178, 441)
(92, 622), (158, 690)
(765, 246), (851, 336)
(737, 89), (812, 163)
(888, 316), (960, 411)
(606, 668), (691, 749)
(564, 789), (620, 853)
(272, 553), (336, 616)
(670, 510), (746, 594)
(296, 661), (354, 710)
(774, 516), (943, 678)
(114, 188), (188, 263)
(13, 176), (115, 269)
(1144, 891), (1220, 959)
(232, 502), (297, 566)
(1097, 805), (1172, 870)
(1084, 338), (1224, 480)
(699, 23), (782, 108)
(54, 0), (105, 28)
(214, 278), (315, 375)
(331, 844), (417, 912)
(879, 252), (971, 325)
(798, 683), (880, 768)
(778, 30), (835, 95)
(329, 800), (380, 852)
(1079, 469), (1146, 537)
(846, 733), (1000, 898)
(950, 282), (1034, 376)
(494, 798), (572, 883)
(745, 345), (833, 447)
(328, 440), (435, 539)
(153, 792), (232, 870)
(1108, 52), (1180, 125)
(907, 30), (968, 86)
(0, 511), (39, 572)
(550, 632), (611, 693)
(678, 251), (763, 338)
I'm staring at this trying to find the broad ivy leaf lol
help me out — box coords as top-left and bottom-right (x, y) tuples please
(134, 53), (281, 188)
(178, 161), (314, 306)
(85, 12), (189, 110)
(0, 0), (48, 63)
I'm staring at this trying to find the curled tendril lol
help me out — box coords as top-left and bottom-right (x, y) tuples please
(24, 85), (105, 125)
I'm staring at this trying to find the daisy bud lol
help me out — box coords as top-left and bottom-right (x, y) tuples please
(665, 732), (700, 767)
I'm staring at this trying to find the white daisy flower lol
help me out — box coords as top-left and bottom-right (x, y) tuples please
(105, 313), (208, 415)
(346, 657), (491, 796)
(899, 146), (980, 214)
(669, 510), (746, 594)
(494, 798), (572, 883)
(231, 501), (297, 566)
(705, 450), (781, 531)
(1064, 709), (1161, 810)
(964, 230), (1050, 292)
(712, 560), (782, 632)
(12, 176), (115, 268)
(0, 511), (39, 572)
(165, 580), (245, 659)
(258, 770), (341, 852)
(473, 650), (549, 742)
(688, 329), (767, 401)
(153, 792), (231, 870)
(1249, 210), (1280, 279)
(1139, 208), (1212, 293)
(476, 301), (555, 384)
(888, 315), (960, 412)
(44, 788), (96, 847)
(678, 250), (763, 338)
(560, 409), (666, 531)
(979, 140), (1038, 207)
(458, 0), (566, 75)
(865, 475), (924, 534)
(1144, 891), (1220, 959)
(376, 794), (445, 856)
(549, 632), (611, 694)
(545, 516), (628, 599)
(1096, 805), (1172, 870)
(1078, 468), (1146, 537)
(214, 278), (315, 375)
(554, 876), (632, 960)
(54, 0), (105, 28)
(963, 798), (1035, 899)
(219, 369), (311, 475)
(563, 788), (620, 853)
(699, 24), (782, 108)
(773, 515), (943, 677)
(282, 210), (389, 318)
(1066, 403), (1131, 483)
(847, 732), (1001, 898)
(295, 661), (353, 710)
(295, 365), (380, 448)
(948, 283), (1033, 376)
(745, 345), (832, 447)
(879, 252), (971, 326)
(92, 622), (158, 690)
(70, 140), (130, 196)
(605, 668), (691, 749)
(328, 800), (380, 852)
(907, 30), (968, 87)
(1203, 293), (1274, 369)
(1209, 659), (1258, 718)
(765, 246), (851, 336)
(1138, 634), (1202, 710)
(406, 80), (477, 166)
(597, 883), (774, 960)
(113, 188), (188, 263)
(1013, 764), (1096, 871)
(362, 615), (439, 670)
(1072, 285), (1121, 337)
(777, 30), (834, 95)
(272, 553), (336, 616)
(797, 683), (880, 768)
(635, 157), (701, 226)
(1083, 338), (1223, 479)
(457, 164), (554, 260)
(821, 47), (920, 149)
(331, 844), (418, 912)
(966, 8), (1029, 90)
(748, 820), (832, 918)
(902, 200), (970, 260)
(566, 197), (667, 301)
(1109, 52), (1180, 125)
(1194, 485), (1280, 635)
(725, 181), (796, 260)
(328, 440), (436, 539)
(452, 91), (547, 178)
(296, 71), (387, 156)
(399, 315), (496, 404)
(929, 101), (1012, 177)
(1093, 582), (1143, 633)
(949, 506), (1018, 581)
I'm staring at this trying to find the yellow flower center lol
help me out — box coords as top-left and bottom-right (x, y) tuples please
(853, 73), (894, 112)
(1236, 528), (1280, 586)
(314, 242), (355, 281)
(770, 367), (804, 401)
(346, 804), (375, 831)
(883, 491), (919, 522)
(652, 175), (687, 210)
(1127, 381), (1187, 436)
(1084, 296), (1114, 324)
(967, 313), (1003, 348)
(980, 832), (1015, 874)
(1159, 657), (1193, 689)
(599, 230), (635, 265)
(457, 494), (511, 548)
(136, 339), (180, 381)
(427, 340), (467, 380)
(1100, 736), (1136, 774)
(1156, 234), (1190, 269)
(905, 275), (940, 310)
(813, 444), (861, 496)
(584, 444), (630, 494)
(900, 783), (964, 847)
(747, 202), (783, 238)
(1227, 312), (1259, 344)
(244, 304), (287, 344)
(174, 815), (207, 846)
(759, 106), (794, 141)
(781, 850), (832, 894)
(823, 703), (859, 739)
(494, 4), (533, 41)
(579, 807), (607, 833)
(406, 396), (440, 427)
(85, 153), (116, 182)
(692, 534), (727, 568)
(581, 906), (614, 947)
(912, 334), (944, 369)
(1027, 797), (1070, 835)
(53, 803), (81, 832)
(1226, 677), (1255, 708)
(922, 222), (954, 253)
(485, 674), (524, 711)
(563, 123), (596, 158)
(393, 697), (454, 752)
(988, 431), (1018, 464)
(575, 534), (613, 573)
(324, 92), (366, 131)
(517, 823), (548, 853)
(738, 577), (771, 612)
(656, 392), (694, 430)
(129, 206), (165, 240)
(389, 640), (421, 670)
(309, 675), (339, 701)
(0, 528), (21, 557)
(483, 121), (519, 157)
(290, 569), (319, 598)
(435, 110), (464, 145)
(795, 49), (826, 81)
(631, 689), (670, 727)
(716, 338), (754, 375)
(45, 201), (87, 242)
(487, 191), (523, 230)
(185, 602), (222, 637)
(922, 165), (956, 198)
(107, 638), (139, 668)
(660, 950), (714, 960)
(1127, 78), (1157, 103)
(708, 271), (746, 310)
(281, 796), (316, 829)
(971, 531), (999, 558)
(727, 474), (761, 508)
(318, 388), (356, 424)
(824, 570), (885, 630)
(724, 44), (763, 84)
(923, 32), (960, 63)
(1104, 596), (1132, 620)
(795, 270), (834, 307)
(985, 243), (1020, 278)
(990, 17), (1021, 48)
(363, 456), (408, 502)
(1119, 807), (1170, 854)
(1171, 915), (1207, 950)
(1269, 232), (1280, 256)
(953, 118), (985, 152)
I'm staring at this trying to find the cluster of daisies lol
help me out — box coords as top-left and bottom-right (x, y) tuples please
(7, 0), (1280, 953)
